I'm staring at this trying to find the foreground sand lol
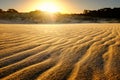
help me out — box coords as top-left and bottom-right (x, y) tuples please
(0, 24), (120, 80)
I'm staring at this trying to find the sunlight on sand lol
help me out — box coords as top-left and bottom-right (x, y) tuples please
(0, 23), (120, 80)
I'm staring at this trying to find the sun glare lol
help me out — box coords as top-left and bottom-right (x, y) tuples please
(39, 2), (60, 13)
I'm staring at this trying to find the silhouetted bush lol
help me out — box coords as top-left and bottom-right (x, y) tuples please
(0, 7), (120, 23)
(7, 9), (18, 13)
(83, 7), (120, 19)
(0, 9), (4, 13)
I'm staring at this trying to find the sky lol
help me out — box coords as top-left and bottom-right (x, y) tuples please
(0, 0), (120, 13)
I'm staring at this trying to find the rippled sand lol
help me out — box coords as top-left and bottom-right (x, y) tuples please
(0, 24), (120, 80)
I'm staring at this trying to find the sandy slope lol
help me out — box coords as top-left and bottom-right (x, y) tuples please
(0, 23), (120, 80)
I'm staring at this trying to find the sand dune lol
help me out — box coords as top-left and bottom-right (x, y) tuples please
(0, 24), (120, 80)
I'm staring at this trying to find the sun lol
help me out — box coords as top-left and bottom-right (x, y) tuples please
(39, 2), (60, 13)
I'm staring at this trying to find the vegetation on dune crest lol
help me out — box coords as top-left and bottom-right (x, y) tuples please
(0, 7), (120, 23)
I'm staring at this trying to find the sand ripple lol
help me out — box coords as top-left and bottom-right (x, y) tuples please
(0, 24), (120, 80)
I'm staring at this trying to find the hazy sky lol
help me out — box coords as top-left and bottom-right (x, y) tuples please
(0, 0), (120, 13)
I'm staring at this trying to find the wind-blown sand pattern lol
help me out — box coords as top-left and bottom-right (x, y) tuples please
(0, 24), (120, 80)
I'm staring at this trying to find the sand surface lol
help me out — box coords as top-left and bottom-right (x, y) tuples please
(0, 23), (120, 80)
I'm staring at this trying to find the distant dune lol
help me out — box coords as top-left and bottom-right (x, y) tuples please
(0, 20), (13, 24)
(0, 24), (120, 80)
